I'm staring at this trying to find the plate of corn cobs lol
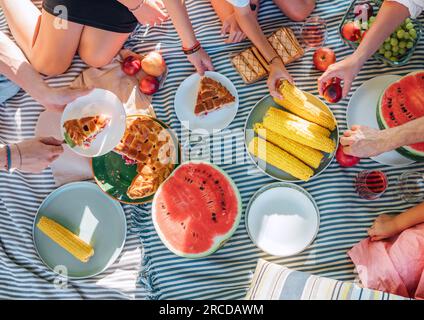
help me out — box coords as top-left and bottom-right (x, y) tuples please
(245, 81), (339, 182)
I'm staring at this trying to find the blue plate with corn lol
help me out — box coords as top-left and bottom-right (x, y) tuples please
(244, 81), (339, 182)
(33, 181), (127, 279)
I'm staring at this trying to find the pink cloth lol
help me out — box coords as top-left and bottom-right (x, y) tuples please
(348, 222), (424, 299)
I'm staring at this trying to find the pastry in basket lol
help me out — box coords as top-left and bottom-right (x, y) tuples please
(63, 115), (110, 148)
(194, 77), (236, 116)
(115, 116), (176, 199)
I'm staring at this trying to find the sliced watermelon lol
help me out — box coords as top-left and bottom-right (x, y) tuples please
(152, 161), (242, 258)
(377, 71), (424, 161)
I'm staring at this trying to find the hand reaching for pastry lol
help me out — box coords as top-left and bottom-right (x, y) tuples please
(267, 58), (294, 99)
(186, 47), (215, 76)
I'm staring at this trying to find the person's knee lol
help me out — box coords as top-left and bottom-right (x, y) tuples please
(276, 0), (315, 22)
(30, 55), (71, 76)
(79, 49), (112, 68)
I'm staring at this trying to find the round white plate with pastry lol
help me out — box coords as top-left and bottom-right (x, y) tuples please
(174, 71), (239, 133)
(61, 88), (126, 157)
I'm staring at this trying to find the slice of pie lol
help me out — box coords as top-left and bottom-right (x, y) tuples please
(114, 116), (177, 199)
(194, 77), (236, 116)
(63, 115), (110, 148)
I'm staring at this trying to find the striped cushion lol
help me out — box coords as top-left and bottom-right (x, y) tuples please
(246, 259), (410, 300)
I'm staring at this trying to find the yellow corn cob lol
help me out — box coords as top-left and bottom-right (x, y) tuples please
(254, 123), (324, 169)
(267, 107), (331, 137)
(37, 216), (94, 263)
(274, 80), (336, 130)
(263, 108), (336, 153)
(248, 137), (313, 181)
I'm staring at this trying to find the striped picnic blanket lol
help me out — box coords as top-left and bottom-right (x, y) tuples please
(0, 0), (423, 300)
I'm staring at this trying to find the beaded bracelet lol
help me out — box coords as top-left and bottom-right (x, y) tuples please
(182, 41), (201, 55)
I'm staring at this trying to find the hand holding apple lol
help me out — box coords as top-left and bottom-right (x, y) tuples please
(336, 144), (360, 167)
(318, 55), (363, 99)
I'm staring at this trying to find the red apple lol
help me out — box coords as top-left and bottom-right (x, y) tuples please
(122, 56), (141, 76)
(141, 51), (166, 77)
(139, 75), (159, 95)
(341, 21), (361, 42)
(336, 144), (360, 167)
(322, 77), (342, 103)
(313, 47), (336, 71)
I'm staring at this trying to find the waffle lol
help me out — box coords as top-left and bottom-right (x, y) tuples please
(63, 115), (109, 148)
(241, 48), (267, 78)
(277, 28), (304, 61)
(114, 116), (176, 199)
(232, 27), (304, 84)
(194, 77), (236, 116)
(251, 47), (270, 72)
(231, 55), (258, 83)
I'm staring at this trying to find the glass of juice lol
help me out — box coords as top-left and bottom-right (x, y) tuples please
(355, 170), (388, 200)
(301, 16), (327, 48)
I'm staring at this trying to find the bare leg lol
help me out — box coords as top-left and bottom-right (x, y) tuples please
(273, 0), (315, 22)
(78, 27), (130, 68)
(30, 10), (83, 75)
(0, 0), (40, 55)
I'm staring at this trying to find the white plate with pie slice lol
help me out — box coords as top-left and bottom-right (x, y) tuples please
(174, 71), (239, 133)
(61, 88), (127, 158)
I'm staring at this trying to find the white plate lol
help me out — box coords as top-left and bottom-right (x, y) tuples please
(246, 182), (319, 257)
(347, 75), (414, 167)
(33, 182), (127, 279)
(60, 88), (126, 157)
(174, 71), (239, 133)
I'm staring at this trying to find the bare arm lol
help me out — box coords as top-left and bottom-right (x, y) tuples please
(386, 116), (424, 150)
(117, 0), (168, 25)
(395, 202), (424, 231)
(232, 5), (292, 97)
(162, 0), (213, 74)
(162, 0), (197, 48)
(353, 1), (410, 66)
(0, 31), (91, 111)
(0, 31), (48, 103)
(318, 1), (410, 96)
(209, 0), (235, 22)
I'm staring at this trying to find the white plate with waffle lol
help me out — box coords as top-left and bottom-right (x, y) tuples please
(174, 71), (239, 133)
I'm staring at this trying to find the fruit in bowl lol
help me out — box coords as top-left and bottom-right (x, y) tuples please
(139, 75), (159, 95)
(141, 51), (166, 77)
(322, 78), (342, 103)
(341, 21), (361, 42)
(122, 56), (142, 76)
(313, 47), (336, 71)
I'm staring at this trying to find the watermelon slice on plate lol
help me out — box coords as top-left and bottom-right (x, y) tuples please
(152, 161), (242, 258)
(377, 71), (424, 161)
